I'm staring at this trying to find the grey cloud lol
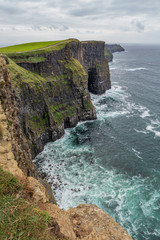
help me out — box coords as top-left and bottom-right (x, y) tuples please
(0, 0), (160, 44)
(111, 0), (160, 16)
(131, 19), (145, 32)
(1, 0), (160, 24)
(68, 0), (160, 18)
(0, 5), (25, 15)
(29, 25), (69, 32)
(69, 8), (103, 17)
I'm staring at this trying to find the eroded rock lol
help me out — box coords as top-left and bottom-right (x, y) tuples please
(67, 204), (133, 240)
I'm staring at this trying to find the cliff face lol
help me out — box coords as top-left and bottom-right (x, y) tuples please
(0, 56), (36, 176)
(3, 40), (110, 159)
(0, 102), (133, 239)
(105, 44), (125, 62)
(0, 41), (133, 239)
(0, 81), (133, 239)
(105, 44), (125, 53)
(12, 40), (111, 94)
(70, 41), (111, 94)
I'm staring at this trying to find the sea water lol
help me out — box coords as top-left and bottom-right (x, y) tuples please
(34, 44), (160, 240)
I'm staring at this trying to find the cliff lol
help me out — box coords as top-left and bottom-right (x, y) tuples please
(0, 40), (132, 239)
(0, 108), (133, 239)
(1, 39), (110, 163)
(105, 44), (125, 53)
(105, 44), (125, 62)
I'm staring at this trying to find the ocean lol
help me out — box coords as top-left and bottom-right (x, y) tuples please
(34, 44), (160, 240)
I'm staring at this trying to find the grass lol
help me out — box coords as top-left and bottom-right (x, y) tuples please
(13, 56), (47, 64)
(54, 112), (63, 124)
(60, 57), (87, 86)
(28, 113), (49, 130)
(0, 167), (65, 240)
(104, 50), (113, 58)
(0, 167), (22, 195)
(7, 58), (48, 88)
(61, 58), (87, 77)
(49, 103), (78, 125)
(0, 39), (78, 58)
(0, 41), (63, 53)
(0, 195), (53, 240)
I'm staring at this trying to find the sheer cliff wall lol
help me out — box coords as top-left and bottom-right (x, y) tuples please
(3, 40), (110, 161)
(0, 41), (133, 240)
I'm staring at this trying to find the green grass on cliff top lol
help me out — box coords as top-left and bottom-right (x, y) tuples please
(0, 39), (78, 57)
(0, 41), (62, 53)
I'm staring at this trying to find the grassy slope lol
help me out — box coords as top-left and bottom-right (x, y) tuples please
(0, 39), (77, 58)
(7, 58), (48, 88)
(0, 167), (63, 240)
(0, 41), (63, 53)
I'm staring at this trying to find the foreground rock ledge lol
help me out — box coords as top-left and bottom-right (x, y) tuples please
(42, 203), (133, 240)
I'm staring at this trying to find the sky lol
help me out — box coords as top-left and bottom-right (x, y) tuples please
(0, 0), (160, 47)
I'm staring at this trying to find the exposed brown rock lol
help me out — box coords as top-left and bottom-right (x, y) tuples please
(67, 204), (133, 240)
(39, 203), (133, 240)
(27, 176), (49, 203)
(41, 203), (77, 239)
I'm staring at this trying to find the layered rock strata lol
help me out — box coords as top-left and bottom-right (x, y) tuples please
(14, 40), (111, 94)
(2, 40), (110, 160)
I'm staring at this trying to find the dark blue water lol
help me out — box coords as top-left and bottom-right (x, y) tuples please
(35, 44), (160, 240)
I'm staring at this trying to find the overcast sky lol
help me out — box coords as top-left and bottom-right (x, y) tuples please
(0, 0), (160, 47)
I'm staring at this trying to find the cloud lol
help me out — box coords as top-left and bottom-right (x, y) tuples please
(131, 19), (145, 32)
(0, 4), (25, 15)
(0, 0), (160, 45)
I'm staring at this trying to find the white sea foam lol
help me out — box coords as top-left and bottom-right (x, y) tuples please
(146, 125), (160, 137)
(125, 67), (148, 72)
(140, 110), (151, 118)
(134, 129), (148, 134)
(154, 131), (160, 137)
(151, 119), (160, 126)
(132, 148), (143, 159)
(110, 67), (117, 70)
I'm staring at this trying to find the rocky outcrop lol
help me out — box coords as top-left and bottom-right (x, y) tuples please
(41, 203), (133, 240)
(105, 44), (125, 53)
(105, 44), (125, 62)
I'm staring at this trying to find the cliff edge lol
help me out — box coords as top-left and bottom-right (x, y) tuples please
(0, 40), (132, 239)
(1, 39), (110, 162)
(105, 44), (125, 62)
